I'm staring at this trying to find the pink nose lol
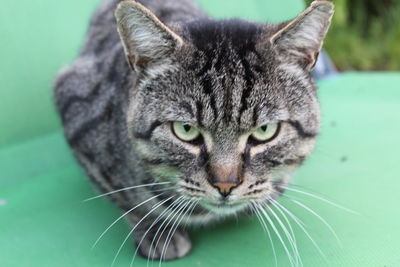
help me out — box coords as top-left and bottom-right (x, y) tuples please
(212, 182), (241, 197)
(208, 164), (243, 197)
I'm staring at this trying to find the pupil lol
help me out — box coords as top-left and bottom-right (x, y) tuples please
(261, 125), (268, 132)
(183, 124), (191, 132)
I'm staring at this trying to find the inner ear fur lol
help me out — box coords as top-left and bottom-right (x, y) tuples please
(115, 0), (184, 71)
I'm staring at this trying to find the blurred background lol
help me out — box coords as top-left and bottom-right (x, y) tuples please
(311, 0), (400, 70)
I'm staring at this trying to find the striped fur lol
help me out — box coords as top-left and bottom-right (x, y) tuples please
(54, 0), (333, 261)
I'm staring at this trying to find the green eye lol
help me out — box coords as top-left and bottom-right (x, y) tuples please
(172, 122), (201, 142)
(251, 123), (280, 142)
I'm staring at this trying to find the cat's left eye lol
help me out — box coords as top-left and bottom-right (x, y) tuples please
(250, 123), (280, 142)
(172, 122), (201, 142)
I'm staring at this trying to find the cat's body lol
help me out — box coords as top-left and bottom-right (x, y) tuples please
(54, 0), (333, 261)
(55, 0), (201, 212)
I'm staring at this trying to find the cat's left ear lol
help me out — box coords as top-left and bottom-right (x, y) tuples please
(270, 0), (334, 71)
(115, 0), (183, 72)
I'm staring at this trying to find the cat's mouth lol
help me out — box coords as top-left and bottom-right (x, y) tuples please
(200, 200), (248, 215)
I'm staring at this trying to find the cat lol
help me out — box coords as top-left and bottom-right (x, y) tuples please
(54, 0), (333, 262)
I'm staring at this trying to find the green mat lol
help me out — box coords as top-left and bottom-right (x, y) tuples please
(1, 73), (400, 266)
(1, 0), (400, 266)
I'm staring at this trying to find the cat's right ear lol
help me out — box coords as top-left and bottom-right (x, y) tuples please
(115, 1), (183, 72)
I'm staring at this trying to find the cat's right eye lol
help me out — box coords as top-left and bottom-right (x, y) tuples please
(172, 122), (201, 142)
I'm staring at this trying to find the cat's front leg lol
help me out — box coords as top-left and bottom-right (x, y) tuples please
(132, 220), (192, 261)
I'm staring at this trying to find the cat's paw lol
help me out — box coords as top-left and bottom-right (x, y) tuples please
(136, 227), (191, 261)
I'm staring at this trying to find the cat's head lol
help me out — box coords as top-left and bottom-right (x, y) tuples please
(115, 0), (334, 216)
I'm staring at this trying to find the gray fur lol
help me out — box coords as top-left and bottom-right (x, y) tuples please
(54, 0), (333, 261)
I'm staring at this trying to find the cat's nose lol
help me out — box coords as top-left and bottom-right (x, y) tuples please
(208, 164), (243, 197)
(212, 182), (240, 197)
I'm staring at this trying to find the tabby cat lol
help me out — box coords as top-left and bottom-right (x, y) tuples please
(54, 0), (334, 262)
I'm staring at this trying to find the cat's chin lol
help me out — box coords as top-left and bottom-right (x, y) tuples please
(200, 201), (248, 215)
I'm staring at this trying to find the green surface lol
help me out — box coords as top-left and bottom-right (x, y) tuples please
(1, 0), (400, 266)
(1, 73), (400, 266)
(0, 0), (303, 148)
(0, 0), (99, 148)
(197, 0), (304, 22)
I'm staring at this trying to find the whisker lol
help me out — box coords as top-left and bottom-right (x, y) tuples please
(111, 196), (174, 267)
(250, 203), (278, 267)
(130, 196), (182, 267)
(147, 196), (185, 266)
(263, 202), (302, 266)
(183, 200), (199, 226)
(150, 199), (188, 267)
(292, 199), (342, 247)
(160, 200), (194, 265)
(270, 199), (305, 229)
(83, 182), (171, 202)
(147, 197), (185, 267)
(268, 199), (298, 245)
(266, 200), (302, 266)
(148, 197), (186, 266)
(270, 198), (327, 262)
(92, 193), (165, 249)
(282, 186), (360, 215)
(158, 200), (191, 265)
(255, 202), (296, 267)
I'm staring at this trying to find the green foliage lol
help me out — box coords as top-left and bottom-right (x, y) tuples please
(306, 0), (400, 70)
